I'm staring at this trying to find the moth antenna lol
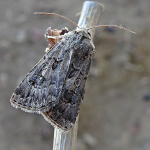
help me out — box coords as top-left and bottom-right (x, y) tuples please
(34, 12), (79, 28)
(88, 25), (136, 34)
(76, 12), (81, 16)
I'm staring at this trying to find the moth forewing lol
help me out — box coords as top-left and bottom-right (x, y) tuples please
(42, 28), (95, 130)
(10, 31), (78, 113)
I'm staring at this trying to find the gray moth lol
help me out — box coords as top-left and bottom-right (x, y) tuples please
(10, 27), (95, 130)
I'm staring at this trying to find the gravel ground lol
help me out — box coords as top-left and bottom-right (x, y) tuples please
(1, 0), (150, 150)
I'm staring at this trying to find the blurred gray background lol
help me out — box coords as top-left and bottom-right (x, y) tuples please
(1, 0), (150, 150)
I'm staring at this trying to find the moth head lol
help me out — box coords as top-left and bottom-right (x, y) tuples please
(76, 27), (92, 39)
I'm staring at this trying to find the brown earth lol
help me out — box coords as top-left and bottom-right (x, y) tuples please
(1, 0), (150, 150)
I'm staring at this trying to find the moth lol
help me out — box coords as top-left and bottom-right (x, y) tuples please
(10, 20), (95, 131)
(10, 13), (135, 131)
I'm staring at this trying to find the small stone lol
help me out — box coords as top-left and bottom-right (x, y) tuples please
(143, 94), (150, 101)
(82, 133), (97, 147)
(15, 30), (27, 43)
(140, 77), (150, 86)
(105, 23), (116, 33)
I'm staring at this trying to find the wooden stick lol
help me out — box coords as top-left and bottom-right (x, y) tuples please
(77, 1), (103, 39)
(53, 1), (103, 150)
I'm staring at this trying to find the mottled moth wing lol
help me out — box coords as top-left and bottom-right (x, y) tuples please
(10, 35), (74, 113)
(42, 29), (95, 130)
